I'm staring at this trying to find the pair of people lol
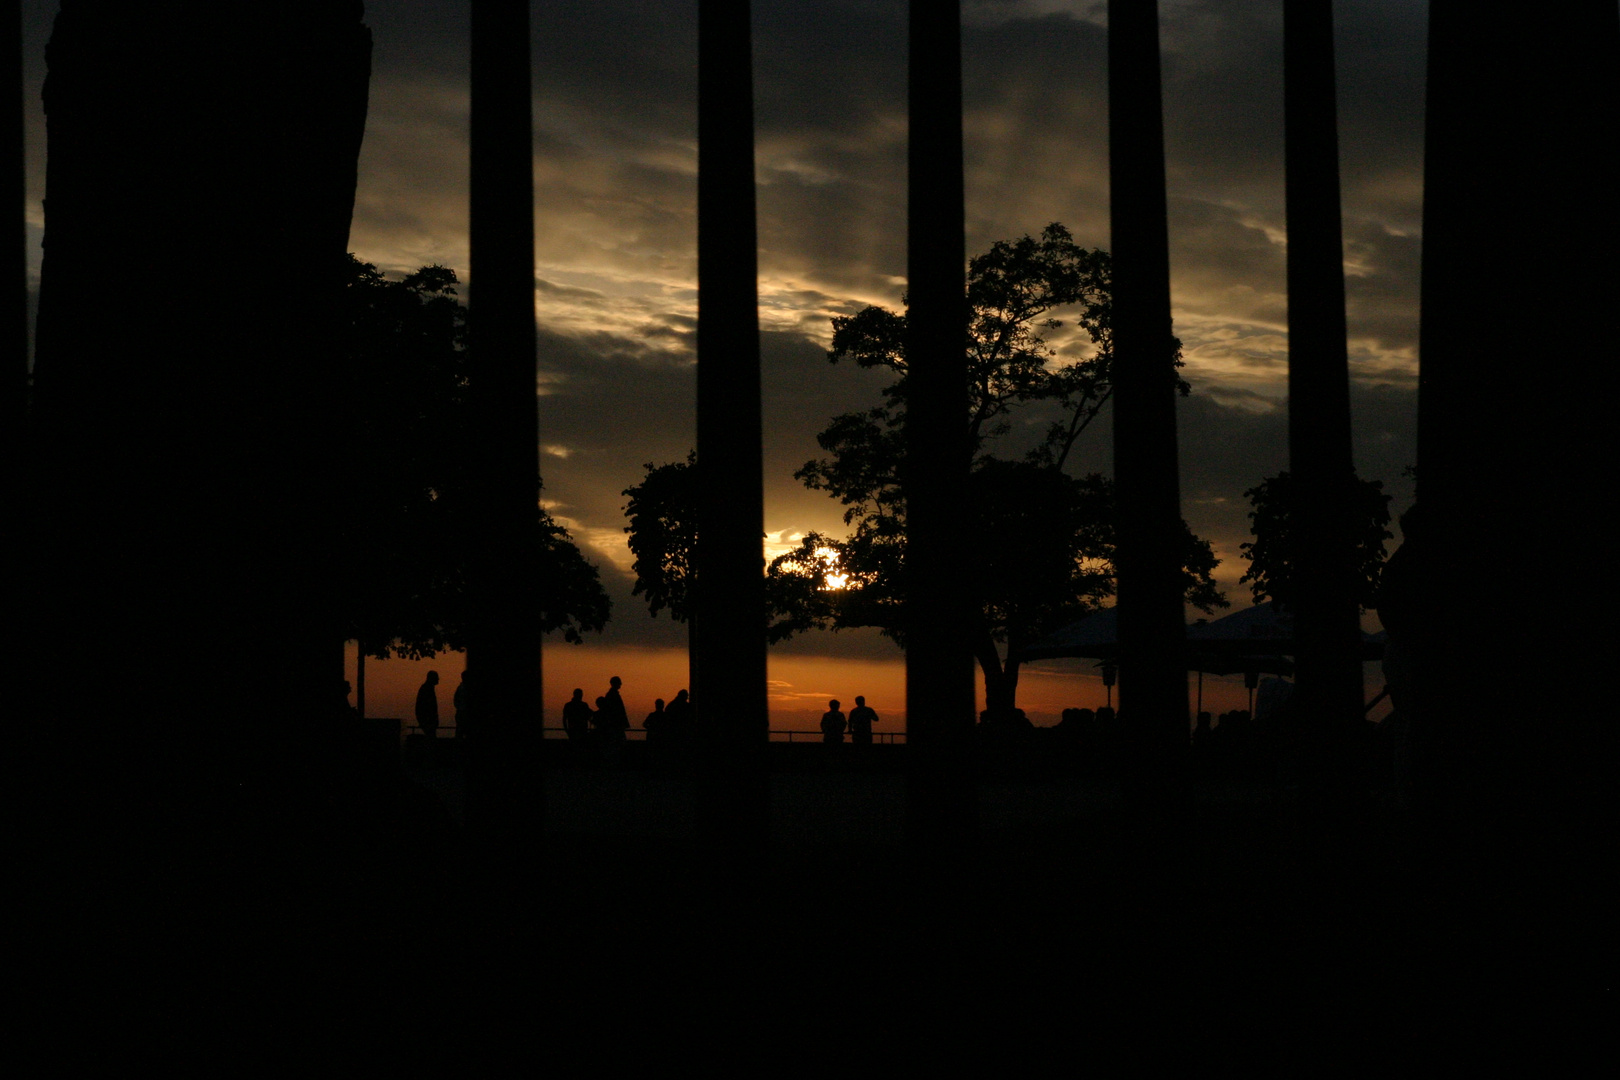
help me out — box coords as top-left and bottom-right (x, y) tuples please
(414, 670), (471, 738)
(820, 696), (878, 745)
(642, 689), (694, 745)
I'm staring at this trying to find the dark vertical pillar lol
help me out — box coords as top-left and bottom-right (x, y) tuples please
(27, 2), (369, 767)
(694, 0), (769, 856)
(1282, 0), (1363, 814)
(905, 1), (976, 845)
(467, 0), (543, 844)
(1107, 0), (1188, 805)
(5, 0), (21, 512)
(1417, 3), (1617, 945)
(23, 4), (370, 953)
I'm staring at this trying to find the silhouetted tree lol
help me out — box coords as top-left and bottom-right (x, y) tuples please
(769, 462), (1222, 716)
(621, 451), (698, 625)
(340, 256), (609, 659)
(1239, 470), (1392, 613)
(623, 227), (1224, 715)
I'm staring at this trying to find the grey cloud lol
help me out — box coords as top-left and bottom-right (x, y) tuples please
(536, 278), (609, 303)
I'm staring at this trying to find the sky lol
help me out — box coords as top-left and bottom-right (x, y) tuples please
(20, 1), (1426, 726)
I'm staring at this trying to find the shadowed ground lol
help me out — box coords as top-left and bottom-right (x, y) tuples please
(19, 731), (1605, 1059)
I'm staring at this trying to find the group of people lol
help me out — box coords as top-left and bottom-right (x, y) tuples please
(819, 696), (880, 745)
(562, 678), (697, 747)
(410, 669), (886, 749)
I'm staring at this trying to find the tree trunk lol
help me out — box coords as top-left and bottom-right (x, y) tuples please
(975, 638), (1021, 719)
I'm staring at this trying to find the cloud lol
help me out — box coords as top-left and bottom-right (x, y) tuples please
(18, 0), (1430, 658)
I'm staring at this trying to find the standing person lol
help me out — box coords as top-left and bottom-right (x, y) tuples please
(592, 696), (629, 742)
(602, 676), (630, 737)
(643, 698), (667, 744)
(848, 695), (878, 746)
(663, 689), (695, 744)
(820, 699), (847, 744)
(452, 670), (471, 738)
(1375, 502), (1428, 807)
(415, 670), (440, 739)
(562, 688), (592, 742)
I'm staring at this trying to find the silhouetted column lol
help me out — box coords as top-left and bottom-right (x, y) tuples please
(1283, 0), (1363, 811)
(6, 0), (21, 520)
(1418, 5), (1616, 826)
(1107, 0), (1188, 803)
(694, 0), (769, 852)
(27, 3), (369, 775)
(1415, 1), (1616, 973)
(905, 1), (976, 845)
(467, 0), (543, 842)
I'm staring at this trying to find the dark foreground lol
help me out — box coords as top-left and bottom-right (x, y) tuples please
(18, 732), (1609, 1060)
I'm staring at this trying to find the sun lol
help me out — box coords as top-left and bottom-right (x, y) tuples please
(815, 547), (848, 591)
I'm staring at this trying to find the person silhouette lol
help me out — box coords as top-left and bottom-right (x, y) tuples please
(664, 689), (694, 743)
(848, 695), (877, 746)
(602, 676), (630, 737)
(562, 688), (592, 741)
(338, 679), (359, 720)
(1376, 502), (1428, 806)
(643, 698), (667, 744)
(820, 699), (847, 744)
(452, 670), (470, 736)
(415, 670), (440, 738)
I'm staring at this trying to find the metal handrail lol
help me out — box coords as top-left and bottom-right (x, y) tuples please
(401, 723), (906, 743)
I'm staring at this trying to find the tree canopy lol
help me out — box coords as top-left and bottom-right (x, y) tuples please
(339, 255), (610, 658)
(623, 225), (1223, 715)
(1239, 471), (1393, 613)
(622, 451), (697, 624)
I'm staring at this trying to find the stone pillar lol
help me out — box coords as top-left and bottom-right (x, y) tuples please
(26, 1), (370, 782)
(694, 0), (770, 858)
(466, 0), (544, 844)
(904, 0), (976, 846)
(1283, 0), (1364, 814)
(1107, 0), (1188, 805)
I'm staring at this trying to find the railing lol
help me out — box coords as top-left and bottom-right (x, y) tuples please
(401, 723), (906, 744)
(768, 730), (906, 744)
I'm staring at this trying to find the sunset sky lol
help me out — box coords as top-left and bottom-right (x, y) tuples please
(20, 1), (1425, 726)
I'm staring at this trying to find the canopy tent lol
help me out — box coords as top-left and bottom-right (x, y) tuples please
(1018, 603), (1384, 665)
(1185, 603), (1387, 662)
(1016, 603), (1386, 716)
(1016, 606), (1292, 717)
